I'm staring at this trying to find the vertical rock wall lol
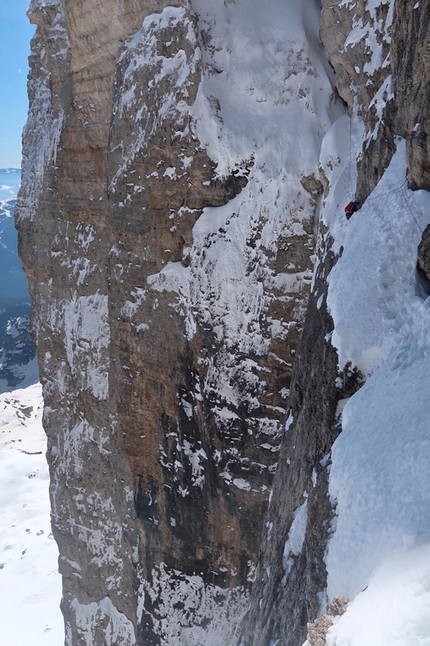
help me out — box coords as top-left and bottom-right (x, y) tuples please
(18, 1), (145, 643)
(391, 0), (430, 191)
(242, 1), (430, 645)
(17, 0), (337, 644)
(320, 0), (430, 198)
(240, 233), (342, 646)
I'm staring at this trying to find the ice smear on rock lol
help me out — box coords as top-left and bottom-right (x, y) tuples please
(282, 498), (308, 576)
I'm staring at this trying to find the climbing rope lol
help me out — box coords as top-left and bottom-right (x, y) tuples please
(400, 185), (424, 234)
(364, 180), (407, 204)
(346, 179), (424, 234)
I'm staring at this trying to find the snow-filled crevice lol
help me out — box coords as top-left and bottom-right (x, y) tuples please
(324, 139), (430, 602)
(282, 498), (308, 576)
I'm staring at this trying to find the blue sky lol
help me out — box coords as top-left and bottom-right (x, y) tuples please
(0, 0), (35, 169)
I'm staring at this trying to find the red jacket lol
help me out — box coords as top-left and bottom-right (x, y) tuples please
(345, 201), (358, 213)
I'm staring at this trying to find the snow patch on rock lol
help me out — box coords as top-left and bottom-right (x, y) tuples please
(63, 293), (110, 401)
(69, 596), (136, 646)
(143, 563), (248, 646)
(282, 498), (308, 576)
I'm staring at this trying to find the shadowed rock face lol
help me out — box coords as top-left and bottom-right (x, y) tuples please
(391, 0), (430, 191)
(16, 0), (322, 643)
(417, 224), (430, 283)
(320, 0), (430, 200)
(240, 236), (357, 646)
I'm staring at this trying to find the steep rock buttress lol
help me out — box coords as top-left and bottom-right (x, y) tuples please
(18, 0), (430, 644)
(16, 0), (337, 644)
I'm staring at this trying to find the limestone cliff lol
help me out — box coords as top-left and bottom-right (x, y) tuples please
(17, 0), (336, 644)
(320, 0), (430, 198)
(17, 0), (430, 644)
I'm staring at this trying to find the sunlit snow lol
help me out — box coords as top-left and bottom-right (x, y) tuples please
(314, 101), (430, 646)
(0, 384), (63, 645)
(5, 0), (430, 643)
(324, 137), (430, 600)
(327, 545), (430, 646)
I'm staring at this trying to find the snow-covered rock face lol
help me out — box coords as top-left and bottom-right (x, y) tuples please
(320, 0), (430, 197)
(17, 0), (430, 644)
(244, 2), (430, 645)
(17, 0), (338, 643)
(320, 0), (396, 202)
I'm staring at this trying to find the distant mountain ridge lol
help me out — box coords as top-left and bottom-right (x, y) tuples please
(0, 168), (37, 392)
(0, 167), (21, 199)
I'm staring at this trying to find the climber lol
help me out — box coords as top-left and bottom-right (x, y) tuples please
(344, 200), (361, 220)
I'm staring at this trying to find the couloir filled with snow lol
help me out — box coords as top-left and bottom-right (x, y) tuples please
(316, 122), (430, 643)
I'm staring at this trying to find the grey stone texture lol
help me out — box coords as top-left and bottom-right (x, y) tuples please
(16, 0), (430, 645)
(16, 0), (320, 643)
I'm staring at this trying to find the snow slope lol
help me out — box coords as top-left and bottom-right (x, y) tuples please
(190, 0), (339, 178)
(325, 137), (430, 597)
(327, 544), (430, 646)
(0, 383), (63, 645)
(314, 114), (430, 643)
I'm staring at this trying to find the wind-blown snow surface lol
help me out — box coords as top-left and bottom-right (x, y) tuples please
(190, 0), (339, 177)
(315, 111), (430, 642)
(0, 384), (63, 645)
